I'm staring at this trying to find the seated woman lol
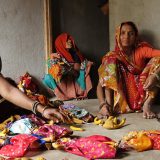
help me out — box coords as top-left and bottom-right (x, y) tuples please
(97, 21), (160, 119)
(43, 33), (93, 101)
(0, 57), (64, 123)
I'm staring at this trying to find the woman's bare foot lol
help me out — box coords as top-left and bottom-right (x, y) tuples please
(97, 104), (111, 119)
(143, 103), (155, 119)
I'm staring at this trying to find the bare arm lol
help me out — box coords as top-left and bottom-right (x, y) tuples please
(0, 75), (64, 122)
(0, 75), (34, 110)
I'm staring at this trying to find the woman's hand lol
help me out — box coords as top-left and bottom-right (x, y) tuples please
(85, 61), (93, 77)
(143, 74), (159, 91)
(50, 53), (60, 59)
(42, 107), (65, 123)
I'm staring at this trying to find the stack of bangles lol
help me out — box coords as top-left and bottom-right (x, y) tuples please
(32, 101), (50, 118)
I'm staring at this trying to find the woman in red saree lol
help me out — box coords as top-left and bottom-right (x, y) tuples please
(97, 21), (160, 119)
(44, 33), (93, 100)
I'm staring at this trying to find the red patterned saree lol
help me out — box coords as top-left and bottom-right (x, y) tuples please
(98, 24), (160, 113)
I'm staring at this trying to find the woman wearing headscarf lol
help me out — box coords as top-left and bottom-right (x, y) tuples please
(97, 21), (160, 119)
(43, 33), (93, 100)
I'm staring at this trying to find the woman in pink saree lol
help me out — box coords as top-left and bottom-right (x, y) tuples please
(97, 21), (160, 119)
(43, 33), (93, 100)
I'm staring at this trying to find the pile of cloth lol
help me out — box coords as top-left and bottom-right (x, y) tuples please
(1, 73), (159, 159)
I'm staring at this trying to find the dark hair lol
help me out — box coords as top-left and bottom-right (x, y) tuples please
(120, 21), (138, 36)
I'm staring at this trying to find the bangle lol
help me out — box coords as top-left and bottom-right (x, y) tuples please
(32, 101), (41, 115)
(42, 106), (50, 117)
(151, 73), (160, 81)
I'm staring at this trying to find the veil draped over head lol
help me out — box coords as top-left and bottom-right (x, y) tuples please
(55, 33), (84, 63)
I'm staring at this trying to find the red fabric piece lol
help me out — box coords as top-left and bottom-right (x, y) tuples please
(55, 33), (84, 63)
(64, 135), (117, 159)
(147, 133), (160, 150)
(0, 134), (38, 158)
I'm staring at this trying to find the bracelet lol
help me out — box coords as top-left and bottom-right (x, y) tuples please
(151, 72), (160, 81)
(32, 101), (41, 115)
(42, 106), (50, 117)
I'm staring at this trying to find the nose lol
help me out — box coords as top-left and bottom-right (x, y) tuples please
(123, 32), (129, 39)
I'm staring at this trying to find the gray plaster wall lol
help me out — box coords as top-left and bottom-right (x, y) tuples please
(110, 0), (160, 50)
(0, 0), (45, 81)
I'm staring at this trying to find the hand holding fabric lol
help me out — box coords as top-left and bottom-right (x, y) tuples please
(42, 107), (65, 123)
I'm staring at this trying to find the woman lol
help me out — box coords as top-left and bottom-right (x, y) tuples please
(97, 21), (160, 119)
(43, 33), (93, 100)
(0, 57), (64, 123)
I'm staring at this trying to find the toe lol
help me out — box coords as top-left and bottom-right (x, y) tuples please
(143, 112), (147, 119)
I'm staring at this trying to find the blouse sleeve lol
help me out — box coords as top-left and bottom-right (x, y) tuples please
(134, 46), (160, 68)
(141, 46), (160, 58)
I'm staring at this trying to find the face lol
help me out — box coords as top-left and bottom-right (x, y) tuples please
(120, 24), (136, 48)
(66, 39), (72, 49)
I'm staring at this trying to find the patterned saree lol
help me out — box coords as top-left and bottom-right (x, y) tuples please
(43, 33), (92, 100)
(98, 24), (160, 113)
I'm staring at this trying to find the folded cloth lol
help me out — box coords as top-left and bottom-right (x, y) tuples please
(64, 135), (117, 159)
(9, 118), (36, 134)
(34, 124), (73, 139)
(0, 134), (38, 158)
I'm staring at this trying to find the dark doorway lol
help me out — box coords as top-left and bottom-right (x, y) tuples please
(51, 0), (109, 98)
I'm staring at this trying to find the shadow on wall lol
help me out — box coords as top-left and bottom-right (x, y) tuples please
(140, 30), (156, 47)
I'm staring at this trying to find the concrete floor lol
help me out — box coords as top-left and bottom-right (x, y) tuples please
(30, 99), (160, 160)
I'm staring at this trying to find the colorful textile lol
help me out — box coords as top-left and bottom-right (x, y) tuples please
(0, 134), (38, 158)
(62, 104), (89, 118)
(61, 104), (94, 123)
(98, 22), (160, 113)
(123, 130), (160, 151)
(64, 135), (117, 159)
(43, 33), (92, 100)
(9, 118), (36, 134)
(17, 72), (38, 94)
(34, 124), (73, 139)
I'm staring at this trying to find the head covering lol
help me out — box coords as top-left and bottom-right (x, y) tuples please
(114, 21), (151, 53)
(55, 33), (84, 63)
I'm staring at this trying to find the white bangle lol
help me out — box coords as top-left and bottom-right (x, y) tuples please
(151, 73), (160, 81)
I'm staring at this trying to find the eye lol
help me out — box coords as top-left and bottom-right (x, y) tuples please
(128, 32), (135, 36)
(120, 31), (125, 35)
